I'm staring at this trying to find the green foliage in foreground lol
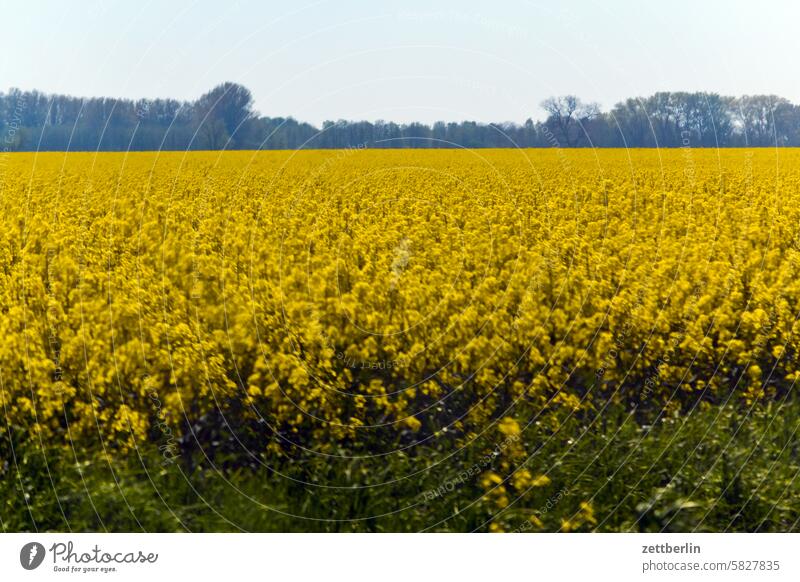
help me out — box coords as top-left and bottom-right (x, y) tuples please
(2, 402), (799, 532)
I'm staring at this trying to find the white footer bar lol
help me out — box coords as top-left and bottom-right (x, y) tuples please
(0, 533), (796, 581)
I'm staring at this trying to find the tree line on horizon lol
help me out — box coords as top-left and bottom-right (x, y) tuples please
(2, 82), (799, 151)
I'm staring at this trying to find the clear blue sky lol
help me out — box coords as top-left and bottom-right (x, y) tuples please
(2, 0), (797, 125)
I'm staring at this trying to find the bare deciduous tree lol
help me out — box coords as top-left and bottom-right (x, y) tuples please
(541, 95), (600, 147)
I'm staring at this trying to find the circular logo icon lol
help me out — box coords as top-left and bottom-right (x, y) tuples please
(20, 542), (46, 570)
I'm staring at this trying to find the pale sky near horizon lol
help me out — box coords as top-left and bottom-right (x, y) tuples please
(2, 0), (797, 125)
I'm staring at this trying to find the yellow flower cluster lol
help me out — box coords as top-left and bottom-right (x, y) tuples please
(0, 148), (796, 457)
